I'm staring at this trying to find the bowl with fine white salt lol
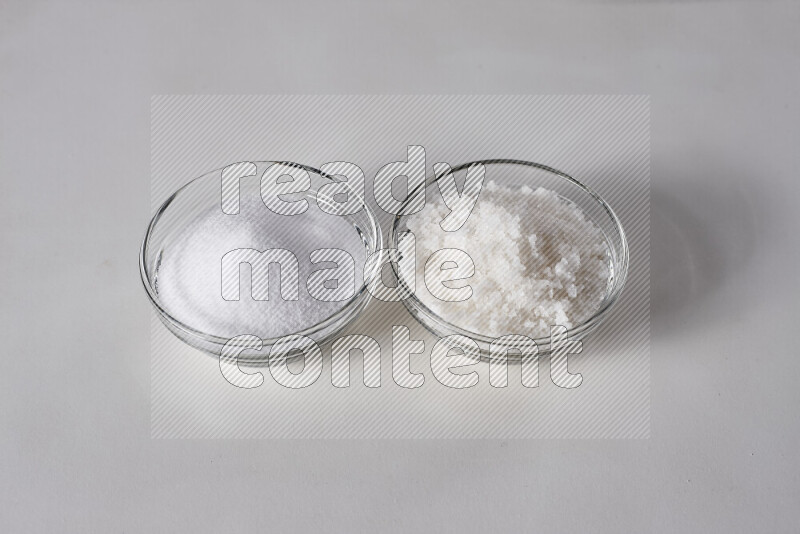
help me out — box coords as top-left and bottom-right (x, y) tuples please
(140, 161), (382, 360)
(390, 159), (629, 359)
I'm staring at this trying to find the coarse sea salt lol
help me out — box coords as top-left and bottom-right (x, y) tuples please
(406, 181), (611, 339)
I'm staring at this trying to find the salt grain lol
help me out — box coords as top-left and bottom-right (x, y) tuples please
(406, 182), (611, 338)
(156, 194), (365, 340)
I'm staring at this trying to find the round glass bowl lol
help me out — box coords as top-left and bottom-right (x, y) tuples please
(389, 159), (629, 359)
(140, 161), (382, 361)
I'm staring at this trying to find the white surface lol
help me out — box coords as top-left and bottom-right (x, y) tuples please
(1, 0), (798, 531)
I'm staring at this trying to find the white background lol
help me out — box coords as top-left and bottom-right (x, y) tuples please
(1, 1), (798, 531)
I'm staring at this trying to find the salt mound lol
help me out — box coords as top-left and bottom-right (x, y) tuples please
(406, 182), (611, 338)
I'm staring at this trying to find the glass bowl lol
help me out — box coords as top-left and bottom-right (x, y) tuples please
(140, 161), (382, 361)
(389, 159), (629, 360)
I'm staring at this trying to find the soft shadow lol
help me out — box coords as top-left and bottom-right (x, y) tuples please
(650, 190), (720, 323)
(650, 173), (764, 339)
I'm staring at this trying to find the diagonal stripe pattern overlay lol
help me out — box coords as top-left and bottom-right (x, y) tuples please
(150, 95), (650, 439)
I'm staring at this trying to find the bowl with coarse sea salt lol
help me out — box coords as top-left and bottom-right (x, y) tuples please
(140, 161), (382, 361)
(389, 159), (629, 361)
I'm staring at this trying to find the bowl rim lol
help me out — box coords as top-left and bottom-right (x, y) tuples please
(388, 158), (630, 350)
(139, 160), (384, 351)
